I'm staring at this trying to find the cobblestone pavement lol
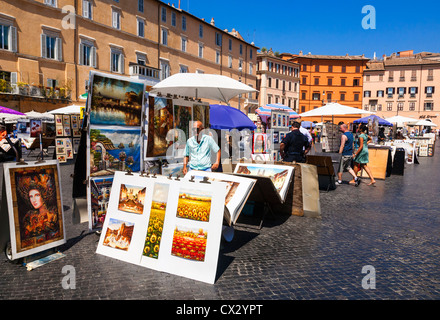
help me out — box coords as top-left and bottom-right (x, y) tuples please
(1, 144), (440, 303)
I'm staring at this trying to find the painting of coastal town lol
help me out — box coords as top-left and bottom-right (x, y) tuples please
(90, 74), (145, 126)
(89, 127), (142, 176)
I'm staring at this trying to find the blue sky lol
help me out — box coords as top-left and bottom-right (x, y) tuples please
(174, 0), (440, 58)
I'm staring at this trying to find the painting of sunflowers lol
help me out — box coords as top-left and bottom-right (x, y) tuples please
(143, 183), (169, 259)
(171, 226), (208, 262)
(176, 188), (212, 222)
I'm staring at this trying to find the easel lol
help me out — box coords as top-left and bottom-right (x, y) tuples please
(232, 174), (280, 230)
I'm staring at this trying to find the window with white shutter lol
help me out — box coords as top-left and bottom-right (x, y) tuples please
(41, 30), (62, 61)
(111, 48), (124, 74)
(83, 0), (93, 20)
(79, 39), (97, 68)
(0, 19), (16, 53)
(112, 8), (121, 30)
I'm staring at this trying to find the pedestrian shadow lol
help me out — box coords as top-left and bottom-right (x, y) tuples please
(215, 228), (259, 281)
(58, 230), (96, 253)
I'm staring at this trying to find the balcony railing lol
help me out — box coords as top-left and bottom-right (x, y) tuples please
(0, 83), (71, 100)
(129, 63), (160, 86)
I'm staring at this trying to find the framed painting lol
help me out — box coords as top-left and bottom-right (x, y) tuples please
(89, 72), (146, 127)
(233, 163), (294, 202)
(146, 96), (173, 158)
(2, 161), (66, 260)
(89, 126), (142, 177)
(30, 120), (42, 138)
(89, 176), (114, 231)
(253, 133), (267, 154)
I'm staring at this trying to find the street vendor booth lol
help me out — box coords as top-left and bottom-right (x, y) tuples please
(300, 102), (372, 153)
(255, 104), (300, 161)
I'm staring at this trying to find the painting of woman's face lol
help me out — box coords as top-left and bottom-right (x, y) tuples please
(29, 189), (43, 209)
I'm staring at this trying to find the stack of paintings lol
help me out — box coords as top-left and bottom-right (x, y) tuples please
(183, 171), (256, 225)
(87, 71), (146, 231)
(96, 171), (227, 284)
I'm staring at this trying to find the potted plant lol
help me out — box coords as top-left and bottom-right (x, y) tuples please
(17, 81), (29, 95)
(0, 79), (12, 93)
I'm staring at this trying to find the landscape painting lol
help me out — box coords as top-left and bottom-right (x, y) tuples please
(234, 163), (294, 201)
(176, 187), (212, 222)
(90, 73), (145, 126)
(102, 218), (135, 251)
(143, 183), (170, 259)
(171, 226), (208, 262)
(118, 184), (146, 214)
(89, 127), (142, 176)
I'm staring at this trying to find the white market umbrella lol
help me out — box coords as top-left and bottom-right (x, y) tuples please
(48, 104), (82, 114)
(1, 112), (27, 123)
(25, 110), (54, 122)
(411, 119), (437, 127)
(150, 73), (257, 104)
(299, 102), (373, 117)
(385, 115), (419, 127)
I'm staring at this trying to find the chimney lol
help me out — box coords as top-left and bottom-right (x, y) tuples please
(211, 18), (215, 26)
(178, 0), (181, 9)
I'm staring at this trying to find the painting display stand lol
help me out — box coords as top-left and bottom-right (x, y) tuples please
(231, 175), (279, 230)
(96, 171), (227, 284)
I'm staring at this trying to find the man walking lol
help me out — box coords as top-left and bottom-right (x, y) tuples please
(337, 123), (360, 186)
(280, 121), (311, 163)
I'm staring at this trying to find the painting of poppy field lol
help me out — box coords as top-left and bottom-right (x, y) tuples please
(176, 188), (212, 222)
(171, 226), (208, 262)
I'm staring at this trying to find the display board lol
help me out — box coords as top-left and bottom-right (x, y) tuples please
(86, 71), (147, 231)
(96, 171), (227, 284)
(2, 160), (66, 260)
(359, 146), (390, 180)
(233, 163), (295, 202)
(54, 113), (81, 163)
(183, 171), (256, 225)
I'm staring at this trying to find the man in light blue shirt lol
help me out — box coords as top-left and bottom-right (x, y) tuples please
(183, 121), (221, 174)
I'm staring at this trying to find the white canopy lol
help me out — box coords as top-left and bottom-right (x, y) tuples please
(299, 102), (373, 117)
(385, 115), (419, 126)
(0, 112), (27, 123)
(150, 73), (257, 104)
(411, 119), (437, 127)
(48, 105), (82, 114)
(25, 110), (54, 122)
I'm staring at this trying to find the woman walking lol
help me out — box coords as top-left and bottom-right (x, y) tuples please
(352, 125), (376, 186)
